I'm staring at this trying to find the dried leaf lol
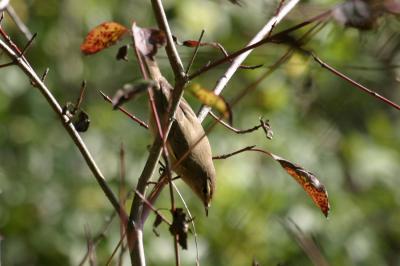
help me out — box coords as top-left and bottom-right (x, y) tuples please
(116, 45), (129, 61)
(132, 23), (166, 58)
(270, 153), (330, 217)
(332, 0), (382, 30)
(188, 83), (233, 124)
(153, 214), (163, 237)
(169, 208), (190, 250)
(72, 111), (90, 132)
(81, 22), (128, 54)
(62, 102), (91, 132)
(111, 80), (157, 108)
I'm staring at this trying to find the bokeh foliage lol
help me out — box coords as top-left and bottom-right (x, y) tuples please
(1, 0), (400, 265)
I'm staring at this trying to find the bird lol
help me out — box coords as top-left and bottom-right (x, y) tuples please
(146, 58), (216, 214)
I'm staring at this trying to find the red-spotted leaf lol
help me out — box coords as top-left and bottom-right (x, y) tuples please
(187, 83), (232, 124)
(81, 22), (128, 54)
(132, 23), (166, 58)
(270, 153), (330, 217)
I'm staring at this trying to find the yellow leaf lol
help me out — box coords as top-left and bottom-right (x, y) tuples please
(187, 83), (232, 123)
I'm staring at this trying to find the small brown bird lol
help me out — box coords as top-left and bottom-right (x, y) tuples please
(147, 59), (216, 214)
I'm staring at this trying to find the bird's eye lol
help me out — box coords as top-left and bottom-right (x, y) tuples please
(202, 186), (208, 195)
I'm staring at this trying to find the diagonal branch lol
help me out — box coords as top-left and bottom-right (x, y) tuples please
(197, 0), (301, 122)
(0, 38), (128, 226)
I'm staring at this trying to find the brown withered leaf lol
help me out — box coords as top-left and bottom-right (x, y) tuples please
(132, 23), (166, 58)
(169, 208), (191, 250)
(62, 102), (90, 132)
(153, 214), (163, 237)
(116, 45), (129, 61)
(270, 153), (330, 217)
(111, 80), (157, 109)
(187, 83), (233, 124)
(331, 0), (399, 30)
(81, 22), (128, 54)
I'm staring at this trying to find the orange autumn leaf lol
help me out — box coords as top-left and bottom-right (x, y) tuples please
(81, 22), (128, 54)
(187, 83), (232, 123)
(270, 153), (330, 217)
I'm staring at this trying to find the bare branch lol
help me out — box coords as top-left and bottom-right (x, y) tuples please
(99, 90), (149, 129)
(0, 37), (129, 227)
(5, 5), (33, 40)
(308, 51), (400, 111)
(185, 30), (205, 75)
(197, 0), (301, 122)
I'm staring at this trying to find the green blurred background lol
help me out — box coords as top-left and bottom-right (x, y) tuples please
(1, 0), (400, 265)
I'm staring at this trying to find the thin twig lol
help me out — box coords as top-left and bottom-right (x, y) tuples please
(20, 32), (36, 56)
(41, 68), (49, 81)
(0, 37), (129, 227)
(135, 191), (171, 225)
(309, 51), (400, 110)
(118, 143), (127, 266)
(197, 0), (302, 121)
(5, 5), (33, 40)
(99, 90), (149, 129)
(209, 111), (272, 138)
(106, 230), (127, 266)
(185, 30), (205, 75)
(171, 183), (200, 266)
(229, 20), (325, 107)
(83, 226), (97, 266)
(76, 80), (87, 110)
(150, 0), (185, 78)
(213, 145), (256, 160)
(281, 218), (330, 266)
(78, 212), (117, 266)
(190, 8), (331, 82)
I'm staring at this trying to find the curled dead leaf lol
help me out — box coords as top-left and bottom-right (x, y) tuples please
(132, 23), (166, 58)
(270, 153), (330, 217)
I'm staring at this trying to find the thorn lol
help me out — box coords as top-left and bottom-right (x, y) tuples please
(41, 68), (49, 82)
(20, 32), (37, 56)
(0, 61), (14, 68)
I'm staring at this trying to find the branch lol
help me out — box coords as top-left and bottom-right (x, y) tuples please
(0, 38), (129, 226)
(5, 5), (33, 40)
(197, 0), (301, 122)
(308, 51), (400, 111)
(150, 0), (184, 78)
(127, 0), (188, 263)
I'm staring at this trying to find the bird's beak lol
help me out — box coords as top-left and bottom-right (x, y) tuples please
(205, 203), (210, 216)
